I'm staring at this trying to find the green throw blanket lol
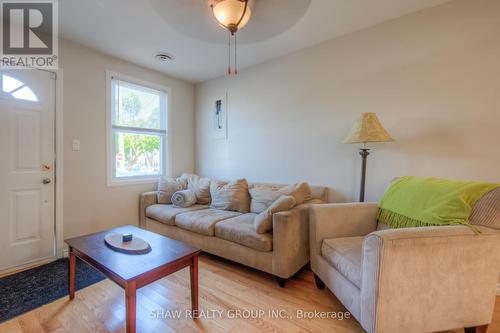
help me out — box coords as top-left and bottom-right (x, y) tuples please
(378, 176), (499, 231)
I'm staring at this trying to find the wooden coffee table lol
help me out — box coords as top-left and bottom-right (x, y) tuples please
(65, 225), (201, 333)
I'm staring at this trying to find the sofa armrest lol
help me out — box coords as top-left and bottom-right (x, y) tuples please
(272, 203), (314, 278)
(139, 191), (158, 228)
(309, 203), (378, 271)
(360, 226), (500, 333)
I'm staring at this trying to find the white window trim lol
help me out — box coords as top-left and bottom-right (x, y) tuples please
(106, 70), (173, 187)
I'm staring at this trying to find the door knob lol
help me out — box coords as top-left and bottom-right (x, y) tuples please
(42, 178), (52, 184)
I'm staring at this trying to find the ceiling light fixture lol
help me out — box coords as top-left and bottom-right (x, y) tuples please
(209, 0), (252, 75)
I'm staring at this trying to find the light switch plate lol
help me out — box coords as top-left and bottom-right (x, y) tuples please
(72, 139), (80, 151)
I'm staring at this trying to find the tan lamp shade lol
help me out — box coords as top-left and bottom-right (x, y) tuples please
(343, 112), (394, 144)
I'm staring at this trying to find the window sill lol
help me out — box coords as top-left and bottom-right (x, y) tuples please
(107, 177), (159, 187)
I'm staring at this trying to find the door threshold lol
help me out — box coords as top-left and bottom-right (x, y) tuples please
(0, 256), (58, 278)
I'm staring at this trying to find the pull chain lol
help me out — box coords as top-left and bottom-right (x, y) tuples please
(228, 32), (232, 75)
(234, 33), (237, 75)
(227, 32), (240, 75)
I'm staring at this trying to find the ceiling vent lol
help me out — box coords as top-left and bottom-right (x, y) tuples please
(154, 52), (175, 63)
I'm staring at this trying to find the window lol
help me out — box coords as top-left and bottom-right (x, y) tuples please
(107, 72), (169, 185)
(1, 74), (38, 102)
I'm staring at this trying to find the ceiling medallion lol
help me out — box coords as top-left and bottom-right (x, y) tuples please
(209, 0), (253, 75)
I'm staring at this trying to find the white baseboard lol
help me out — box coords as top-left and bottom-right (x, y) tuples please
(62, 248), (69, 258)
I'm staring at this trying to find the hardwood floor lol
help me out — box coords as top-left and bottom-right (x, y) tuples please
(0, 254), (499, 333)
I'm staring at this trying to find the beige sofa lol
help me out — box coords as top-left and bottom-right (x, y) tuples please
(140, 182), (327, 287)
(310, 188), (500, 333)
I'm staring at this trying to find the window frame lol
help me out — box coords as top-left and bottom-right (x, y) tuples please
(106, 70), (172, 187)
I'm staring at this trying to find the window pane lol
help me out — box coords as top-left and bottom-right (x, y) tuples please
(114, 81), (163, 129)
(115, 132), (162, 178)
(3, 75), (23, 93)
(11, 86), (38, 102)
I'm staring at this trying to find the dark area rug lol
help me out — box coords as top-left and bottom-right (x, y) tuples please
(0, 258), (106, 323)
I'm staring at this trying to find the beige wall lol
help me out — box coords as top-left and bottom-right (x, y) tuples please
(195, 0), (500, 202)
(60, 40), (195, 238)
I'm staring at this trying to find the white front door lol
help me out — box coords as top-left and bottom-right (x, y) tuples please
(0, 69), (56, 271)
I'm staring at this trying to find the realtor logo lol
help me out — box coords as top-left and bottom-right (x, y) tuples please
(1, 0), (58, 68)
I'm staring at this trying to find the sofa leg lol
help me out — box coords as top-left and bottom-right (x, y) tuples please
(275, 277), (287, 288)
(465, 325), (488, 333)
(313, 273), (325, 290)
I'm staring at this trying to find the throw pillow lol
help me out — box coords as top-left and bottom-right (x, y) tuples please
(181, 173), (200, 181)
(249, 184), (295, 214)
(249, 182), (312, 213)
(469, 187), (500, 229)
(157, 177), (187, 204)
(291, 182), (313, 205)
(254, 195), (296, 234)
(210, 179), (250, 213)
(188, 177), (211, 204)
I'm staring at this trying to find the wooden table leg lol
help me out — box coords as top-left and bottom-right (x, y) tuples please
(68, 247), (76, 300)
(125, 281), (137, 333)
(190, 254), (199, 318)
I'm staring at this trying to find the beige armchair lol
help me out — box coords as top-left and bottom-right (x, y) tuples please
(310, 202), (500, 333)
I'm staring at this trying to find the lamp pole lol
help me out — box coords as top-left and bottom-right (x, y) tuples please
(359, 148), (370, 202)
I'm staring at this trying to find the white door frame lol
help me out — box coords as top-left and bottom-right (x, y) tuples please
(54, 68), (64, 259)
(30, 67), (65, 260)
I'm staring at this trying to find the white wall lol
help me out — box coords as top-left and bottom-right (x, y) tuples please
(195, 0), (500, 202)
(60, 39), (195, 238)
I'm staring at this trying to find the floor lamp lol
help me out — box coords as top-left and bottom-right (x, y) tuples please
(343, 112), (394, 202)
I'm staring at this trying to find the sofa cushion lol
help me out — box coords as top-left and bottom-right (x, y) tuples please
(215, 214), (273, 252)
(321, 236), (363, 288)
(157, 177), (187, 204)
(210, 179), (251, 213)
(175, 209), (241, 236)
(249, 182), (312, 213)
(254, 195), (296, 234)
(145, 204), (208, 226)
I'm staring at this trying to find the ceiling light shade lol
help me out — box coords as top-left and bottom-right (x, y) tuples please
(211, 0), (252, 34)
